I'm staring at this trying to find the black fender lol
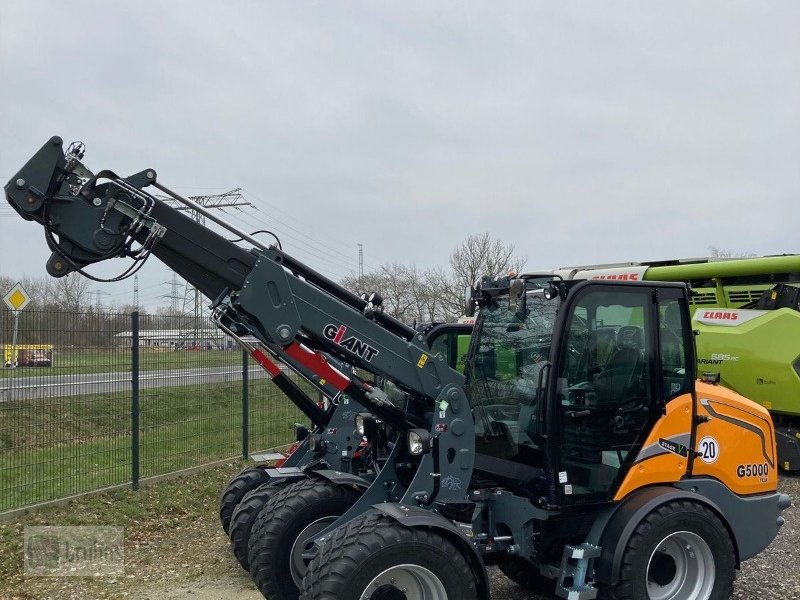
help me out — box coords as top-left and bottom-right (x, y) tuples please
(262, 466), (309, 486)
(588, 479), (790, 585)
(372, 503), (490, 600)
(587, 485), (731, 586)
(307, 469), (372, 491)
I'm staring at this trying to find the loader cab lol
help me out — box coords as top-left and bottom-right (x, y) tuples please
(465, 278), (696, 505)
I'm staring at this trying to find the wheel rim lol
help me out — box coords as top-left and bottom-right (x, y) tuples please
(646, 531), (715, 600)
(289, 516), (339, 587)
(360, 564), (448, 600)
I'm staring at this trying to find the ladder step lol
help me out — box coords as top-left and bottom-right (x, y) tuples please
(558, 584), (599, 600)
(565, 543), (602, 559)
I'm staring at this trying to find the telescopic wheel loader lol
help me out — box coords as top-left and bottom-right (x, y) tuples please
(6, 137), (790, 600)
(5, 137), (480, 599)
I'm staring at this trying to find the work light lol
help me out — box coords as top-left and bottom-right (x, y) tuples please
(407, 429), (432, 456)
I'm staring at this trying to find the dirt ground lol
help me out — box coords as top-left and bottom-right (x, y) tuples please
(132, 480), (800, 600)
(2, 463), (798, 600)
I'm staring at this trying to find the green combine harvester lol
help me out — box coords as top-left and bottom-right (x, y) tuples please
(555, 254), (800, 471)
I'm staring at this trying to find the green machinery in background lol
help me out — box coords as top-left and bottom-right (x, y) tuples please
(555, 254), (800, 470)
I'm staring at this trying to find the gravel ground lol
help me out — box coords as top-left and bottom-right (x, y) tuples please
(3, 467), (796, 600)
(132, 475), (800, 600)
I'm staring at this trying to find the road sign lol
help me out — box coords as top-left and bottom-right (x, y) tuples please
(3, 283), (31, 313)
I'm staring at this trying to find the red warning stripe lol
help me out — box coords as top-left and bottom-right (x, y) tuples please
(284, 342), (351, 391)
(250, 347), (283, 377)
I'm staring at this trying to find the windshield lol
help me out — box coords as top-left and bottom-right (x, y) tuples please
(466, 289), (561, 462)
(467, 291), (559, 385)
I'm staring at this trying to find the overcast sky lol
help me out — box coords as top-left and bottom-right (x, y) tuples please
(1, 1), (798, 310)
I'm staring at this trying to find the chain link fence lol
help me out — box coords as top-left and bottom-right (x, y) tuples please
(0, 309), (308, 513)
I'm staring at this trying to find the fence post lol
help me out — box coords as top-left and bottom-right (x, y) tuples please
(131, 311), (140, 489)
(242, 349), (249, 459)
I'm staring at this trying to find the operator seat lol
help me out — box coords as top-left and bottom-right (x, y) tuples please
(593, 325), (642, 403)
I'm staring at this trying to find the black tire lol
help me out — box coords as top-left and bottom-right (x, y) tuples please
(249, 478), (362, 600)
(499, 557), (556, 597)
(299, 511), (479, 600)
(218, 466), (270, 534)
(600, 500), (736, 600)
(229, 482), (283, 571)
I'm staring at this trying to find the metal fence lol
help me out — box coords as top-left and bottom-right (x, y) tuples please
(0, 309), (308, 513)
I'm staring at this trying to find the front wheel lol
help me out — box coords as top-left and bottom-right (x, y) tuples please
(601, 500), (736, 600)
(229, 482), (283, 570)
(218, 465), (270, 534)
(248, 478), (362, 600)
(299, 511), (479, 600)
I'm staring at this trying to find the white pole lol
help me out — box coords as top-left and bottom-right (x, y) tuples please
(8, 311), (19, 398)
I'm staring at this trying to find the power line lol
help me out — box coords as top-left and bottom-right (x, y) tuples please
(239, 189), (385, 270)
(159, 189), (251, 341)
(219, 206), (359, 279)
(91, 289), (111, 310)
(163, 273), (182, 312)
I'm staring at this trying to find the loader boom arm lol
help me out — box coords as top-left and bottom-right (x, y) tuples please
(5, 137), (468, 438)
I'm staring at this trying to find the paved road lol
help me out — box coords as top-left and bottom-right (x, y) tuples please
(0, 365), (276, 402)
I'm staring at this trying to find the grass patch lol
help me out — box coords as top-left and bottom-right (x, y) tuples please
(0, 462), (247, 599)
(0, 378), (308, 511)
(1, 348), (242, 379)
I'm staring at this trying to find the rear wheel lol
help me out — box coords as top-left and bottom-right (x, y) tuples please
(248, 478), (362, 600)
(499, 557), (556, 596)
(602, 500), (735, 600)
(299, 511), (479, 600)
(218, 466), (270, 534)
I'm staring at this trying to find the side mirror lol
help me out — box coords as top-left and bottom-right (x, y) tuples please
(508, 278), (527, 315)
(464, 285), (476, 317)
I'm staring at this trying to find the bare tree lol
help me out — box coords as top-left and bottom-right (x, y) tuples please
(708, 245), (757, 259)
(440, 232), (526, 319)
(340, 233), (525, 325)
(341, 264), (451, 325)
(53, 273), (91, 312)
(0, 274), (59, 311)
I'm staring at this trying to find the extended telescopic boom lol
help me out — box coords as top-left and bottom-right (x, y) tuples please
(5, 137), (471, 459)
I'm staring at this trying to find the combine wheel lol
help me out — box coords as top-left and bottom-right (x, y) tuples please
(602, 500), (735, 600)
(218, 465), (270, 534)
(299, 511), (479, 600)
(229, 482), (284, 570)
(499, 557), (556, 596)
(248, 478), (362, 600)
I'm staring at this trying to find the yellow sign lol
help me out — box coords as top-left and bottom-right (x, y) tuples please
(417, 353), (429, 369)
(2, 282), (31, 312)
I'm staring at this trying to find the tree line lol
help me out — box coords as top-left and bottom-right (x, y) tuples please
(340, 232), (525, 324)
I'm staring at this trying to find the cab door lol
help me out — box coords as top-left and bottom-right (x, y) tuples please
(550, 283), (660, 505)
